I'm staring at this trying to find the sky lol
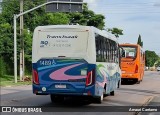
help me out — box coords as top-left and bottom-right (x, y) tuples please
(84, 0), (160, 55)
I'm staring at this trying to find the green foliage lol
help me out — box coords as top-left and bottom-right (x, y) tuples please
(156, 61), (160, 67)
(0, 75), (31, 86)
(155, 56), (160, 67)
(69, 4), (105, 29)
(0, 57), (6, 77)
(43, 13), (69, 25)
(0, 22), (14, 75)
(145, 50), (159, 67)
(0, 23), (13, 55)
(23, 29), (32, 74)
(107, 28), (123, 38)
(1, 0), (19, 24)
(87, 14), (105, 29)
(137, 34), (143, 47)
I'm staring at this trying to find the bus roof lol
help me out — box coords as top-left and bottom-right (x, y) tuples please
(120, 43), (145, 52)
(120, 43), (140, 47)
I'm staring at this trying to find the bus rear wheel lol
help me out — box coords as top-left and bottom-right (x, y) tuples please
(50, 95), (64, 103)
(110, 91), (114, 96)
(118, 80), (120, 88)
(95, 94), (104, 104)
(135, 78), (140, 84)
(136, 81), (140, 84)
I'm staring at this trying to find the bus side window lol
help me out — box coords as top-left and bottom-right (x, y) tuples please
(96, 36), (101, 62)
(115, 44), (119, 63)
(96, 35), (105, 62)
(106, 39), (110, 62)
(109, 40), (111, 62)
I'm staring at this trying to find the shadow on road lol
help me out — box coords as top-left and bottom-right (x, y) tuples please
(42, 96), (93, 107)
(118, 87), (160, 95)
(121, 81), (136, 85)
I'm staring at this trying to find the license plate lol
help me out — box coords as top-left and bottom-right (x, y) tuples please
(55, 85), (66, 88)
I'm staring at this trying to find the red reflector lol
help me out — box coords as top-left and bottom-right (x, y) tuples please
(86, 70), (95, 86)
(87, 91), (91, 95)
(34, 90), (38, 94)
(32, 69), (39, 85)
(135, 65), (138, 73)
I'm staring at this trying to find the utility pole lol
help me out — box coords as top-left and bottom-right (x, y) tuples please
(14, 15), (17, 83)
(20, 0), (24, 81)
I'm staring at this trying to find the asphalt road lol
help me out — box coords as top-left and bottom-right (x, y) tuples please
(1, 71), (160, 115)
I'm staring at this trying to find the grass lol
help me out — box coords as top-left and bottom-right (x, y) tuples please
(0, 75), (32, 87)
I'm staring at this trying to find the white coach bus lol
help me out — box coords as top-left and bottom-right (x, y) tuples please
(32, 25), (121, 103)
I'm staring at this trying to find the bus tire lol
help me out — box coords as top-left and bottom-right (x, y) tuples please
(136, 81), (140, 84)
(118, 80), (120, 88)
(141, 77), (143, 82)
(110, 91), (114, 96)
(95, 95), (103, 104)
(50, 95), (64, 103)
(103, 84), (108, 97)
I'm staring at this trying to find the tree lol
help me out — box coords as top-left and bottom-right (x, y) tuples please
(107, 28), (123, 38)
(0, 22), (14, 75)
(69, 3), (105, 29)
(155, 61), (160, 67)
(145, 50), (159, 67)
(137, 34), (143, 47)
(155, 56), (160, 67)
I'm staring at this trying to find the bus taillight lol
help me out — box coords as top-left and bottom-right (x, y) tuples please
(32, 69), (39, 85)
(135, 65), (138, 73)
(86, 70), (95, 86)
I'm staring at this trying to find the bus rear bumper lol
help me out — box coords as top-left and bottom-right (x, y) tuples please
(32, 84), (95, 96)
(121, 73), (139, 81)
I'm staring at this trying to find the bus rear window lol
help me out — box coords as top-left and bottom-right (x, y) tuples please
(122, 46), (137, 59)
(37, 31), (89, 54)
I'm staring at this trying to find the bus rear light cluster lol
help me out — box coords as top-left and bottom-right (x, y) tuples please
(32, 69), (39, 85)
(86, 69), (95, 86)
(135, 65), (139, 73)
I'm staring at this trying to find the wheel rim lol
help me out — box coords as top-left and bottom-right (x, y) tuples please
(101, 93), (104, 101)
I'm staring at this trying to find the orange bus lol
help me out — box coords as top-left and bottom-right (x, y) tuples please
(120, 44), (145, 84)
